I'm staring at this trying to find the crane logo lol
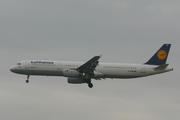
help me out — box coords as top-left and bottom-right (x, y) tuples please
(157, 50), (167, 60)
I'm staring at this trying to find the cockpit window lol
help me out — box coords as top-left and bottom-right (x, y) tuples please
(17, 63), (21, 65)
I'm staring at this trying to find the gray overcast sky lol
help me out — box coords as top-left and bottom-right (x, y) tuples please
(0, 0), (179, 120)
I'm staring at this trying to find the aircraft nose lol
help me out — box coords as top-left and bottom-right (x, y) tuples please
(10, 66), (16, 73)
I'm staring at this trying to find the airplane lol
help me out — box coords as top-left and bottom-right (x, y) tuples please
(10, 44), (173, 88)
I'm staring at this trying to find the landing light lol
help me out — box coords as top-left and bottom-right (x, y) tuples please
(82, 73), (85, 76)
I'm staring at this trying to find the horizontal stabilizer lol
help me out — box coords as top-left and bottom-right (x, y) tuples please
(154, 64), (169, 70)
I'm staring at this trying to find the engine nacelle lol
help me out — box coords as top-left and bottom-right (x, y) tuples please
(67, 78), (86, 84)
(63, 69), (80, 77)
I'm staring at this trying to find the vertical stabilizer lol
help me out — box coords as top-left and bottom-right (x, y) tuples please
(145, 44), (171, 65)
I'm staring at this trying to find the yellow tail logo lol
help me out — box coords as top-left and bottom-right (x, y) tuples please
(157, 50), (167, 60)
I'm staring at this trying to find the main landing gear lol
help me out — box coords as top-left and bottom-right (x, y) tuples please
(88, 83), (93, 88)
(86, 79), (93, 88)
(26, 75), (30, 83)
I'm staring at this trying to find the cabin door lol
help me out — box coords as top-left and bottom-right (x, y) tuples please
(57, 62), (61, 70)
(25, 61), (29, 69)
(141, 66), (145, 73)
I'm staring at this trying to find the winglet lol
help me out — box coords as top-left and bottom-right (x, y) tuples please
(145, 44), (171, 65)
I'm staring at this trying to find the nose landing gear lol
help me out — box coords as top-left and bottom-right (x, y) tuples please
(26, 75), (30, 83)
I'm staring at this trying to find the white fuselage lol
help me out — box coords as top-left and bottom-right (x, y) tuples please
(10, 60), (173, 79)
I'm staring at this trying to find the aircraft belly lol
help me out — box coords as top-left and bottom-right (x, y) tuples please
(103, 74), (142, 79)
(31, 70), (63, 76)
(14, 69), (63, 76)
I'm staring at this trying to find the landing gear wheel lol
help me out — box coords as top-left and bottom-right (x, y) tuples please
(26, 75), (30, 83)
(88, 83), (93, 88)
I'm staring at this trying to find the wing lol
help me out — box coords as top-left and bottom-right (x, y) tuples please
(77, 55), (102, 75)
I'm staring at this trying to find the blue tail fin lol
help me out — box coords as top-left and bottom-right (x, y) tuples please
(145, 44), (171, 65)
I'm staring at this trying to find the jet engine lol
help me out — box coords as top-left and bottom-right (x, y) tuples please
(67, 78), (86, 84)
